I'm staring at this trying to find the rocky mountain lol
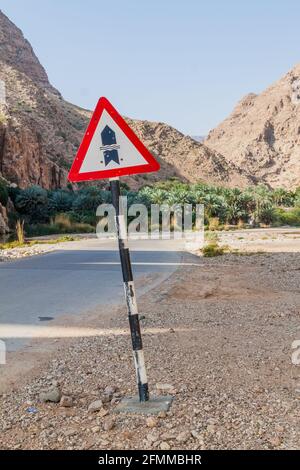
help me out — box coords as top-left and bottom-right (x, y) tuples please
(0, 9), (251, 193)
(190, 135), (206, 142)
(205, 65), (300, 189)
(0, 10), (90, 189)
(0, 11), (58, 96)
(124, 118), (250, 188)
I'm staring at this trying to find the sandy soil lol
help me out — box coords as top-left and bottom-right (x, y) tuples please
(0, 231), (300, 450)
(217, 227), (300, 253)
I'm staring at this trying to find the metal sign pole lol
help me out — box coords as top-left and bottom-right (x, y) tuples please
(110, 177), (150, 402)
(69, 97), (172, 414)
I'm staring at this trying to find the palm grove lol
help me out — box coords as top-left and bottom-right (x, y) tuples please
(1, 178), (300, 238)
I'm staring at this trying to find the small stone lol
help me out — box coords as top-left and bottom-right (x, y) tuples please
(160, 441), (171, 450)
(206, 424), (216, 434)
(111, 397), (121, 405)
(176, 431), (190, 443)
(99, 439), (110, 446)
(101, 394), (112, 404)
(269, 436), (281, 447)
(39, 386), (61, 403)
(275, 424), (284, 433)
(101, 386), (116, 403)
(98, 408), (109, 418)
(161, 431), (177, 440)
(146, 417), (158, 428)
(60, 395), (73, 407)
(64, 428), (77, 437)
(103, 418), (115, 431)
(88, 400), (103, 413)
(91, 426), (101, 434)
(155, 383), (175, 393)
(158, 411), (167, 419)
(104, 385), (116, 395)
(147, 431), (160, 443)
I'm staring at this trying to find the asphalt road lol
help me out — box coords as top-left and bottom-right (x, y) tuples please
(0, 239), (188, 352)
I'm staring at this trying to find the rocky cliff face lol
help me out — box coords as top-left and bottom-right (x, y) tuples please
(0, 9), (252, 191)
(0, 201), (8, 234)
(0, 11), (59, 96)
(205, 65), (300, 189)
(0, 59), (90, 188)
(124, 118), (251, 188)
(0, 9), (91, 189)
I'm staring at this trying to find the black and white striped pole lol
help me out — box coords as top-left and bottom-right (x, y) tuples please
(110, 177), (150, 403)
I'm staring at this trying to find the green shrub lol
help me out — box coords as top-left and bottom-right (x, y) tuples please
(7, 185), (21, 204)
(208, 217), (220, 231)
(48, 190), (73, 213)
(205, 231), (220, 243)
(255, 205), (276, 225)
(71, 211), (98, 226)
(51, 213), (73, 230)
(15, 185), (49, 223)
(72, 188), (103, 213)
(26, 221), (94, 237)
(7, 181), (300, 235)
(274, 207), (300, 226)
(202, 241), (226, 257)
(0, 240), (25, 250)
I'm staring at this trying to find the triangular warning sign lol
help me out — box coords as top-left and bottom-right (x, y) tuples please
(68, 97), (160, 182)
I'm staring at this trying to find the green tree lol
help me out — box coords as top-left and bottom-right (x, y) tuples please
(15, 186), (49, 223)
(48, 190), (74, 213)
(272, 188), (294, 207)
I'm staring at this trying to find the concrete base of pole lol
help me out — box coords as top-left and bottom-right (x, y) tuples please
(114, 395), (173, 415)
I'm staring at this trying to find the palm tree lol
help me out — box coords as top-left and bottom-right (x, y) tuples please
(272, 188), (294, 207)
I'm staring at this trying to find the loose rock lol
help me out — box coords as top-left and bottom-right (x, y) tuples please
(155, 383), (175, 393)
(88, 400), (103, 413)
(103, 418), (115, 431)
(146, 417), (158, 428)
(60, 395), (73, 407)
(160, 441), (171, 450)
(39, 387), (61, 403)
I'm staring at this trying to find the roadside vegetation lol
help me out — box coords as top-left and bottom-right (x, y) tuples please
(1, 179), (300, 241)
(0, 235), (77, 250)
(202, 241), (227, 257)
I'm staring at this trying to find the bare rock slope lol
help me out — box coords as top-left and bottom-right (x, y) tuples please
(205, 65), (300, 189)
(0, 10), (251, 190)
(0, 10), (90, 188)
(124, 118), (251, 188)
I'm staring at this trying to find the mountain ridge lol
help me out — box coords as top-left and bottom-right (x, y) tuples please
(0, 10), (251, 190)
(205, 64), (300, 189)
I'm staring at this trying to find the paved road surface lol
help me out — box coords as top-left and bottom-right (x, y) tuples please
(0, 239), (189, 352)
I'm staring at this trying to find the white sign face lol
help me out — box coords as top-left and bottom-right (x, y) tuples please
(68, 97), (159, 182)
(79, 109), (148, 174)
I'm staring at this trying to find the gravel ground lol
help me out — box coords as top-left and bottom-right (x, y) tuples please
(217, 228), (300, 253)
(0, 244), (57, 261)
(0, 248), (300, 450)
(0, 234), (92, 261)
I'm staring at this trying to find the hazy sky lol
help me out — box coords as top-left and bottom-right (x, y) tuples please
(2, 0), (300, 134)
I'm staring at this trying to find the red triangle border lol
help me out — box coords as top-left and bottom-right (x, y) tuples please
(68, 97), (160, 182)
